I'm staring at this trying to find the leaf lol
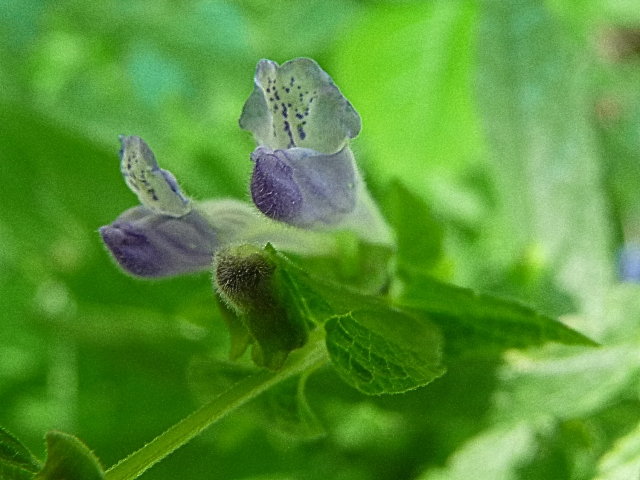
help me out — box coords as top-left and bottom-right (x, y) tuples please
(382, 180), (445, 274)
(263, 375), (325, 441)
(0, 427), (41, 480)
(333, 2), (483, 187)
(494, 345), (640, 423)
(35, 431), (104, 480)
(325, 309), (445, 395)
(476, 0), (614, 316)
(285, 232), (394, 294)
(397, 273), (595, 356)
(418, 423), (538, 480)
(595, 420), (640, 480)
(215, 296), (253, 361)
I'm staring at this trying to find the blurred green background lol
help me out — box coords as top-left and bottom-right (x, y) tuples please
(1, 1), (640, 479)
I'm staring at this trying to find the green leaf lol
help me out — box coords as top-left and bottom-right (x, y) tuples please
(263, 375), (325, 440)
(476, 0), (614, 316)
(285, 231), (394, 295)
(595, 420), (640, 480)
(215, 296), (253, 361)
(494, 345), (640, 423)
(333, 2), (483, 186)
(35, 431), (104, 480)
(397, 273), (596, 356)
(418, 423), (538, 480)
(382, 180), (445, 274)
(0, 427), (41, 480)
(325, 309), (445, 395)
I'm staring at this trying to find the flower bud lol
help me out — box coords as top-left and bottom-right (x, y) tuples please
(214, 245), (308, 369)
(250, 146), (357, 228)
(99, 206), (217, 277)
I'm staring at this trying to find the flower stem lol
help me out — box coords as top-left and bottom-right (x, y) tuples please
(104, 331), (328, 480)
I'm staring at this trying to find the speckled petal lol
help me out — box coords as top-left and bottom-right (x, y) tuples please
(240, 58), (361, 154)
(119, 135), (191, 217)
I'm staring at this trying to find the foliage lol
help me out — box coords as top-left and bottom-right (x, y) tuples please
(1, 1), (640, 479)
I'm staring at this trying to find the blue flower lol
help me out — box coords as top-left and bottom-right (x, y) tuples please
(240, 58), (392, 245)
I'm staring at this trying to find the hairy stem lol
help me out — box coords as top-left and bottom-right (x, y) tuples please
(104, 331), (328, 480)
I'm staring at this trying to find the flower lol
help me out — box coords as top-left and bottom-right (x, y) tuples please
(240, 58), (392, 245)
(119, 135), (191, 217)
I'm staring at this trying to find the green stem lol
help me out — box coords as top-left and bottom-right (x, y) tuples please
(104, 332), (328, 480)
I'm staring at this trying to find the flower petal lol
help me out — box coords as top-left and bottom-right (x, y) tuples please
(250, 146), (357, 228)
(119, 135), (191, 217)
(99, 206), (216, 277)
(240, 58), (361, 154)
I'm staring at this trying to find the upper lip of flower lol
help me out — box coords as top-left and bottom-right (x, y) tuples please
(119, 135), (191, 218)
(239, 57), (361, 155)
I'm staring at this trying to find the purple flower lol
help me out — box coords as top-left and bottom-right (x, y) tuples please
(240, 58), (392, 244)
(101, 135), (216, 277)
(250, 146), (357, 227)
(100, 206), (217, 277)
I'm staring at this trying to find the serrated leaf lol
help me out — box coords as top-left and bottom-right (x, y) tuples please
(325, 309), (445, 395)
(0, 427), (40, 480)
(35, 431), (104, 480)
(397, 273), (595, 356)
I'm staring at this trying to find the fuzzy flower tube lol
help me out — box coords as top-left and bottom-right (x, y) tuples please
(240, 58), (393, 246)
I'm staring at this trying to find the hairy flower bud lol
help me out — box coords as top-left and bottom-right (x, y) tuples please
(214, 245), (308, 369)
(100, 206), (217, 277)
